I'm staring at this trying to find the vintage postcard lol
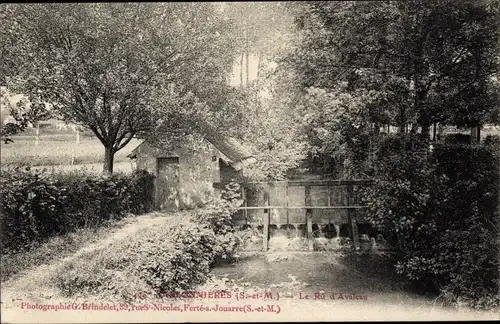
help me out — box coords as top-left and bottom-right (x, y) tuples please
(1, 1), (499, 322)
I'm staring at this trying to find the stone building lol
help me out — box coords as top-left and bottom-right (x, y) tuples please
(128, 134), (255, 211)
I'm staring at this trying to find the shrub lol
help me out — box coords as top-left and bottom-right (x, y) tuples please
(430, 144), (499, 299)
(52, 181), (243, 300)
(362, 137), (500, 306)
(55, 217), (217, 298)
(0, 167), (155, 254)
(442, 133), (471, 144)
(118, 169), (156, 214)
(484, 135), (500, 162)
(136, 218), (218, 293)
(194, 182), (245, 263)
(0, 167), (69, 252)
(56, 204), (244, 299)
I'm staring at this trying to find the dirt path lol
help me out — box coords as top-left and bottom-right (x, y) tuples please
(1, 217), (498, 323)
(1, 212), (175, 306)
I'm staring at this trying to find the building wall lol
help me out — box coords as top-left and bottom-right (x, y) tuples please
(176, 141), (220, 208)
(136, 155), (157, 174)
(134, 137), (222, 210)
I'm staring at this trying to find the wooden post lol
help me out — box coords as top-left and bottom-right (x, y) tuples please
(242, 186), (248, 225)
(76, 129), (80, 145)
(327, 184), (333, 228)
(263, 185), (270, 251)
(305, 185), (313, 251)
(347, 184), (360, 250)
(70, 148), (75, 165)
(327, 185), (331, 207)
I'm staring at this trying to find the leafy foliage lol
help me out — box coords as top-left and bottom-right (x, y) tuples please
(295, 86), (381, 178)
(136, 219), (218, 293)
(2, 3), (240, 173)
(289, 0), (499, 127)
(361, 139), (500, 306)
(55, 196), (244, 298)
(0, 167), (155, 254)
(222, 78), (309, 182)
(281, 0), (500, 175)
(0, 87), (52, 143)
(242, 108), (309, 181)
(194, 182), (247, 263)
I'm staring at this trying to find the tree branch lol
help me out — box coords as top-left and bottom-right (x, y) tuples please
(114, 131), (136, 152)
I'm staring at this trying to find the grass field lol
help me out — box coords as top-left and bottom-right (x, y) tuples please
(1, 134), (142, 168)
(30, 161), (137, 174)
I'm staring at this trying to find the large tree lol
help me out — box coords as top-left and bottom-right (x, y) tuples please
(221, 3), (294, 88)
(282, 0), (500, 177)
(2, 3), (238, 173)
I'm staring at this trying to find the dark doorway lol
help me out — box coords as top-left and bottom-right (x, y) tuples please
(156, 157), (180, 211)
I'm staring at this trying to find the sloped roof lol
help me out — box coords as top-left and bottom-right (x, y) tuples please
(204, 134), (255, 170)
(128, 134), (256, 171)
(127, 141), (172, 159)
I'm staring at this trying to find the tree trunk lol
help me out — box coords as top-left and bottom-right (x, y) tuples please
(421, 123), (431, 138)
(103, 145), (114, 175)
(35, 121), (40, 145)
(245, 27), (249, 87)
(256, 53), (262, 81)
(245, 52), (249, 87)
(240, 53), (244, 88)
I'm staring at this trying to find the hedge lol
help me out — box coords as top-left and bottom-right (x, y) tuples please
(362, 135), (500, 309)
(0, 167), (155, 254)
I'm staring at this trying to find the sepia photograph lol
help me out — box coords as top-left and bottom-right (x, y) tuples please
(0, 1), (499, 322)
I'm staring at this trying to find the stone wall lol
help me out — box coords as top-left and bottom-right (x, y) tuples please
(133, 136), (222, 210)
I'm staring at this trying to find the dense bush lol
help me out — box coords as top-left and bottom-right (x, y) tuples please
(135, 193), (244, 295)
(136, 218), (219, 293)
(484, 135), (500, 161)
(56, 197), (244, 299)
(362, 136), (500, 308)
(1, 167), (69, 253)
(441, 133), (471, 144)
(0, 167), (155, 253)
(195, 199), (243, 263)
(121, 169), (156, 214)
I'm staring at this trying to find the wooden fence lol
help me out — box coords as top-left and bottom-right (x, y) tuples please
(215, 179), (372, 251)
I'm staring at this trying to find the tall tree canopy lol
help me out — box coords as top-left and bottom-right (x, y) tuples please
(282, 0), (500, 177)
(1, 3), (239, 173)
